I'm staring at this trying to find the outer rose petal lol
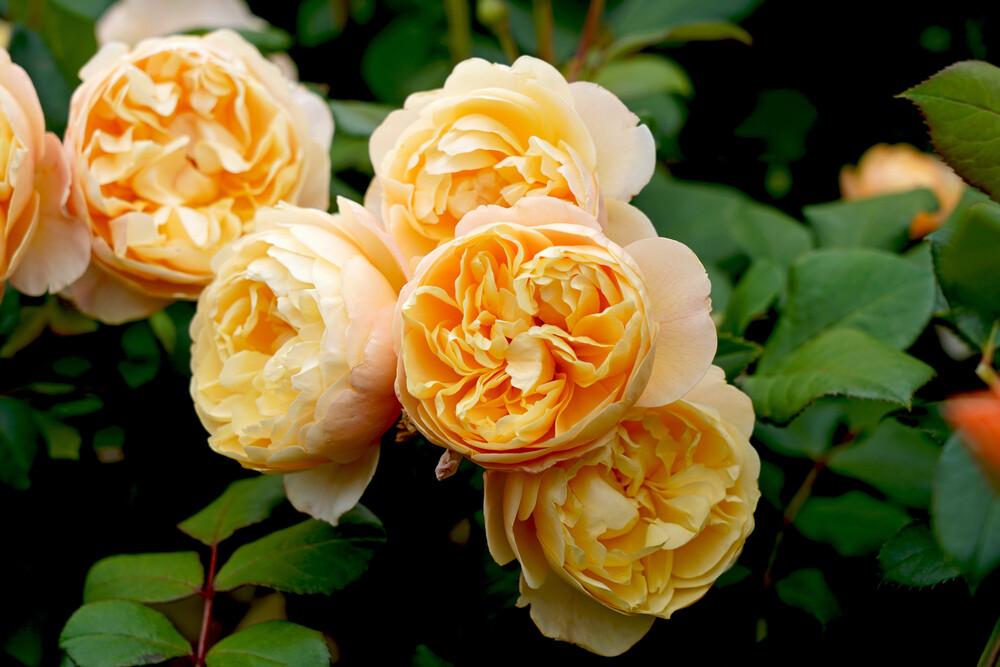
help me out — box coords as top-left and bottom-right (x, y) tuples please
(61, 261), (172, 325)
(284, 445), (381, 526)
(682, 365), (755, 440)
(603, 197), (657, 247)
(96, 0), (267, 46)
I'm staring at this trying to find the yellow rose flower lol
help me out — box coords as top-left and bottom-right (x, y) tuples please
(190, 198), (408, 524)
(62, 30), (333, 323)
(484, 366), (760, 656)
(96, 0), (267, 47)
(0, 49), (89, 298)
(840, 143), (965, 238)
(395, 197), (716, 472)
(368, 55), (656, 268)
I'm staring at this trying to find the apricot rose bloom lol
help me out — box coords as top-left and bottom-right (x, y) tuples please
(395, 197), (716, 472)
(484, 366), (760, 656)
(840, 143), (965, 238)
(0, 50), (89, 298)
(62, 30), (333, 324)
(190, 199), (408, 524)
(946, 387), (1000, 491)
(368, 55), (656, 267)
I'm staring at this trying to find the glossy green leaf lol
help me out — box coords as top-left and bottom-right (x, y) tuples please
(879, 524), (961, 587)
(900, 60), (1000, 200)
(721, 259), (783, 336)
(930, 201), (1000, 320)
(803, 189), (939, 250)
(760, 248), (936, 370)
(59, 600), (191, 667)
(932, 435), (1000, 589)
(753, 401), (842, 460)
(714, 334), (762, 381)
(775, 568), (840, 625)
(84, 552), (204, 604)
(744, 328), (935, 423)
(0, 397), (38, 490)
(178, 475), (286, 546)
(214, 518), (383, 594)
(795, 491), (912, 557)
(593, 55), (691, 101)
(329, 100), (394, 138)
(828, 420), (940, 508)
(205, 621), (329, 667)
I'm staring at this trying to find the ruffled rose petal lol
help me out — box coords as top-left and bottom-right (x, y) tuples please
(681, 365), (755, 439)
(284, 444), (380, 526)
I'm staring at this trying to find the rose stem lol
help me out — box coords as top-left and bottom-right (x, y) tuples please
(532, 0), (555, 64)
(979, 615), (1000, 667)
(567, 0), (605, 82)
(976, 320), (999, 390)
(193, 541), (219, 666)
(445, 0), (472, 65)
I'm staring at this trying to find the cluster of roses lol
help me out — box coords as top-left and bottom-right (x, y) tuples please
(0, 29), (759, 656)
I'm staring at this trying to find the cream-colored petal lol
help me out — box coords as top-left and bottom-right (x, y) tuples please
(603, 197), (656, 247)
(61, 262), (172, 323)
(96, 0), (267, 47)
(284, 444), (380, 526)
(681, 365), (755, 439)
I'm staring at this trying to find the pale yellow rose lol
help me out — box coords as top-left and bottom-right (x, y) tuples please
(190, 199), (408, 524)
(840, 143), (965, 238)
(368, 55), (656, 268)
(96, 0), (267, 47)
(484, 366), (760, 656)
(0, 49), (89, 299)
(395, 197), (716, 472)
(62, 30), (333, 324)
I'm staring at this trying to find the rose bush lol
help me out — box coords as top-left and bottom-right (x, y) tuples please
(190, 198), (408, 524)
(62, 29), (333, 323)
(484, 366), (760, 656)
(0, 49), (88, 299)
(368, 55), (656, 267)
(394, 196), (716, 472)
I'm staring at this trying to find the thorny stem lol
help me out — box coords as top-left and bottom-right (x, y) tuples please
(976, 320), (1000, 390)
(193, 542), (219, 666)
(566, 0), (605, 81)
(532, 0), (555, 64)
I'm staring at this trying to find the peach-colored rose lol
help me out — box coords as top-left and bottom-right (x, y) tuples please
(96, 0), (267, 47)
(840, 143), (965, 238)
(484, 366), (760, 656)
(946, 387), (1000, 491)
(395, 197), (716, 472)
(0, 49), (89, 299)
(62, 30), (333, 324)
(368, 56), (656, 268)
(190, 199), (408, 524)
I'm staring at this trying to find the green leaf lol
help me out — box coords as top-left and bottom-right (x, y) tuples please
(803, 189), (939, 251)
(828, 420), (940, 508)
(118, 323), (161, 388)
(232, 27), (293, 53)
(34, 411), (82, 460)
(795, 491), (912, 557)
(8, 26), (71, 133)
(932, 435), (1000, 589)
(0, 396), (38, 490)
(721, 259), (783, 336)
(330, 134), (373, 174)
(602, 21), (750, 64)
(758, 460), (785, 508)
(147, 311), (177, 355)
(760, 248), (936, 370)
(609, 0), (761, 38)
(0, 302), (50, 358)
(930, 201), (1000, 320)
(59, 600), (192, 667)
(214, 518), (383, 594)
(328, 100), (393, 138)
(900, 60), (1000, 201)
(735, 89), (816, 163)
(178, 475), (286, 546)
(49, 396), (104, 419)
(714, 334), (762, 381)
(84, 553), (204, 604)
(879, 523), (962, 587)
(297, 0), (347, 46)
(753, 400), (842, 460)
(39, 1), (98, 85)
(412, 644), (455, 667)
(52, 356), (92, 378)
(361, 13), (447, 104)
(592, 55), (691, 101)
(205, 621), (329, 667)
(775, 569), (840, 625)
(744, 328), (935, 423)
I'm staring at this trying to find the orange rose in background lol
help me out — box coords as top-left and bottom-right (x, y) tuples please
(190, 199), (408, 524)
(0, 50), (89, 298)
(840, 143), (965, 237)
(62, 30), (333, 324)
(484, 366), (760, 656)
(395, 197), (716, 472)
(368, 55), (656, 268)
(946, 387), (1000, 491)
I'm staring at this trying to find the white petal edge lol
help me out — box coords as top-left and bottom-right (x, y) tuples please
(284, 444), (380, 526)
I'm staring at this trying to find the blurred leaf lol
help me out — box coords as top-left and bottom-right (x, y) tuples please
(59, 600), (192, 667)
(929, 201), (1000, 321)
(297, 0), (346, 46)
(758, 459), (785, 508)
(329, 100), (393, 137)
(0, 396), (38, 490)
(34, 411), (82, 460)
(714, 334), (762, 381)
(627, 92), (686, 157)
(0, 285), (21, 335)
(3, 622), (43, 667)
(609, 0), (761, 37)
(735, 89), (816, 163)
(52, 356), (92, 378)
(900, 60), (1000, 201)
(47, 299), (98, 335)
(118, 323), (160, 388)
(232, 26), (293, 52)
(93, 425), (125, 450)
(879, 523), (962, 587)
(37, 0), (98, 85)
(8, 25), (71, 132)
(754, 400), (842, 460)
(505, 1), (578, 64)
(147, 311), (177, 355)
(828, 420), (940, 508)
(214, 518), (383, 594)
(361, 13), (447, 104)
(592, 54), (691, 101)
(744, 328), (935, 423)
(330, 134), (373, 173)
(932, 435), (1000, 590)
(178, 475), (286, 546)
(0, 303), (50, 358)
(803, 189), (939, 251)
(603, 21), (751, 64)
(52, 0), (113, 21)
(759, 248), (936, 370)
(164, 302), (194, 374)
(721, 259), (782, 336)
(795, 491), (912, 557)
(330, 175), (363, 204)
(775, 569), (840, 625)
(206, 621), (329, 667)
(412, 644), (454, 667)
(49, 396), (103, 419)
(84, 552), (204, 604)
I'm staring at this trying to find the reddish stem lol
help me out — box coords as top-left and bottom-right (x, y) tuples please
(567, 0), (605, 81)
(193, 542), (218, 666)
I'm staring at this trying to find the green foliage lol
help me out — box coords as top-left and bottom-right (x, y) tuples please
(795, 491), (912, 557)
(214, 517), (384, 594)
(205, 621), (330, 667)
(178, 475), (287, 546)
(8, 25), (71, 132)
(59, 600), (192, 667)
(754, 401), (841, 460)
(721, 259), (782, 336)
(592, 55), (691, 100)
(0, 396), (39, 489)
(803, 189), (939, 251)
(714, 334), (762, 381)
(774, 569), (840, 626)
(83, 552), (204, 604)
(609, 0), (761, 37)
(929, 200), (1000, 321)
(118, 323), (160, 389)
(412, 644), (455, 667)
(879, 524), (962, 587)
